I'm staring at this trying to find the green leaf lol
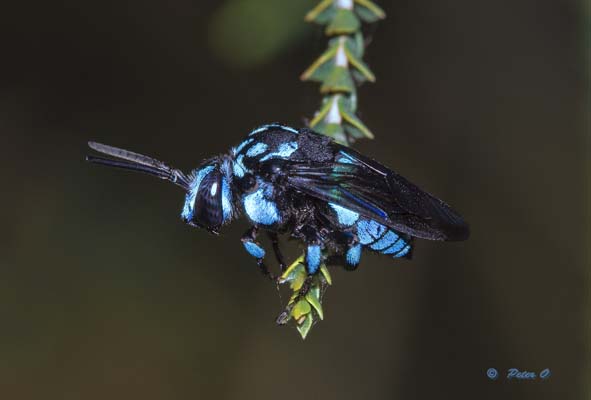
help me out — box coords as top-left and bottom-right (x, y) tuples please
(326, 8), (360, 35)
(306, 290), (324, 320)
(344, 46), (375, 82)
(344, 124), (367, 140)
(355, 6), (380, 23)
(342, 115), (374, 139)
(320, 265), (333, 285)
(310, 283), (321, 300)
(292, 300), (311, 320)
(320, 66), (355, 93)
(305, 0), (334, 24)
(301, 44), (338, 81)
(314, 122), (348, 143)
(309, 96), (334, 127)
(310, 60), (338, 83)
(338, 97), (374, 138)
(296, 314), (313, 339)
(345, 33), (365, 59)
(279, 256), (306, 287)
(290, 271), (306, 291)
(350, 69), (367, 85)
(345, 91), (358, 112)
(354, 0), (386, 21)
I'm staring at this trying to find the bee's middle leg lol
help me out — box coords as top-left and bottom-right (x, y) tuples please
(297, 225), (325, 276)
(266, 231), (287, 272)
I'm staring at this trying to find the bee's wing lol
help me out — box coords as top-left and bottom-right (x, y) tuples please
(285, 146), (469, 241)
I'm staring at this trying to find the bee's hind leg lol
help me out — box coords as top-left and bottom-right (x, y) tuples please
(325, 233), (362, 271)
(298, 225), (325, 276)
(241, 226), (275, 280)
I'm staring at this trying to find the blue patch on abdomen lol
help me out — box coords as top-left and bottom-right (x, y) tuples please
(356, 219), (411, 258)
(329, 203), (359, 226)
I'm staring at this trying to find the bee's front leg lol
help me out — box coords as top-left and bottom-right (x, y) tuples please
(241, 226), (275, 280)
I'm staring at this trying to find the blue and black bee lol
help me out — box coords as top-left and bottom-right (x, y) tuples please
(87, 124), (469, 279)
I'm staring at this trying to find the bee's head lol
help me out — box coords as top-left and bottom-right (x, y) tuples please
(181, 159), (233, 234)
(86, 142), (233, 235)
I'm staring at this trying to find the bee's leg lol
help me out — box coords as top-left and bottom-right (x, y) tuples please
(297, 225), (325, 275)
(342, 242), (362, 270)
(305, 244), (323, 275)
(266, 231), (287, 272)
(324, 233), (361, 271)
(241, 226), (275, 280)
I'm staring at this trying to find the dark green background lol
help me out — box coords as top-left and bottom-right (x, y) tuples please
(1, 0), (588, 399)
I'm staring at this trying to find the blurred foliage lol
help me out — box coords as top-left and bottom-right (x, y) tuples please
(278, 0), (384, 339)
(208, 0), (316, 68)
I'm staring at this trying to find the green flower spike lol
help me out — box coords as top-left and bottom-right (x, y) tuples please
(276, 257), (332, 339)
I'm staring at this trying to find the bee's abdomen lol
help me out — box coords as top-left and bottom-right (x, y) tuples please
(356, 219), (412, 259)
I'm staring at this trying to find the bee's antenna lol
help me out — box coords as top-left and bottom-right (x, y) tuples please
(86, 142), (191, 190)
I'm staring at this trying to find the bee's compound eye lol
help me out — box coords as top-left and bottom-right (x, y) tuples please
(240, 173), (258, 192)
